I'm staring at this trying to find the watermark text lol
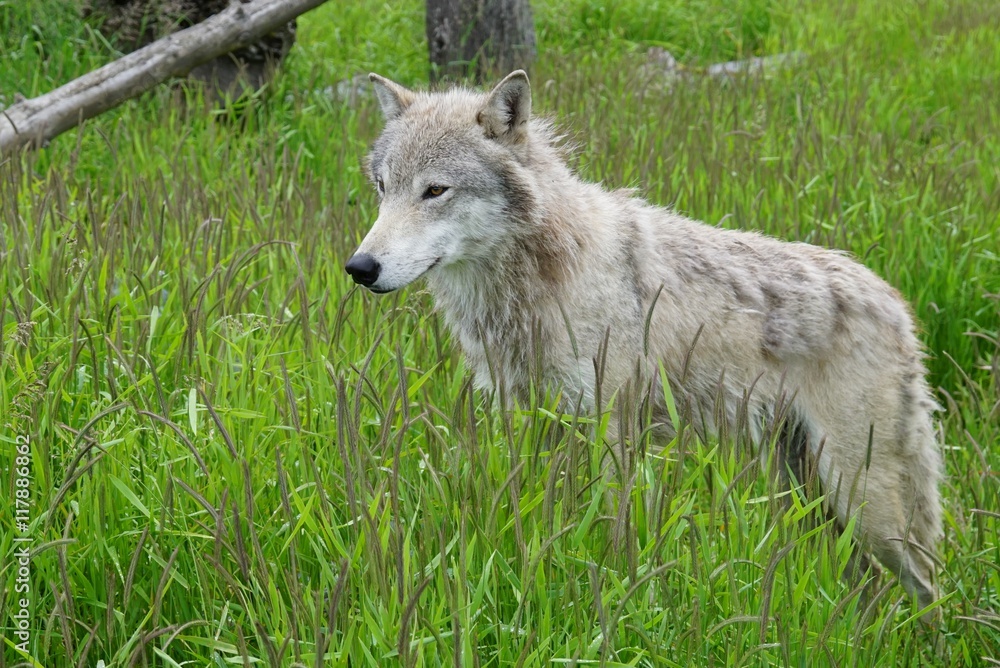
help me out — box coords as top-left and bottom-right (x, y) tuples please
(11, 434), (32, 654)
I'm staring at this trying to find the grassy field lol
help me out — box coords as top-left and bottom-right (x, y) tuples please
(1, 0), (998, 665)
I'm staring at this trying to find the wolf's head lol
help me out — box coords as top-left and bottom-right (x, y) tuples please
(345, 71), (535, 293)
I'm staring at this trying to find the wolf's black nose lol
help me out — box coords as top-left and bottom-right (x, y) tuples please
(345, 253), (381, 287)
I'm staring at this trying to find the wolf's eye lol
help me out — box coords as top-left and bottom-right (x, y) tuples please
(423, 185), (448, 199)
(376, 177), (385, 194)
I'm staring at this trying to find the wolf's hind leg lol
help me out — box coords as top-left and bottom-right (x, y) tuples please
(820, 444), (939, 620)
(897, 410), (944, 611)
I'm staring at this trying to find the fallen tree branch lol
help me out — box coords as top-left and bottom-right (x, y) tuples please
(0, 0), (329, 155)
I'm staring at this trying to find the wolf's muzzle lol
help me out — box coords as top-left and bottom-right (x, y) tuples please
(345, 253), (381, 288)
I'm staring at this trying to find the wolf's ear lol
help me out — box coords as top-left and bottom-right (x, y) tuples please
(369, 74), (416, 121)
(478, 70), (531, 143)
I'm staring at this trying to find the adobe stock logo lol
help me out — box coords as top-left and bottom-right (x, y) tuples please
(10, 434), (32, 655)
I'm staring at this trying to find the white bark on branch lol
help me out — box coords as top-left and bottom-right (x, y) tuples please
(0, 0), (329, 155)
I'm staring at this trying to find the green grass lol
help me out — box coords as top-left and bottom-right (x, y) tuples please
(1, 0), (999, 665)
(535, 0), (774, 62)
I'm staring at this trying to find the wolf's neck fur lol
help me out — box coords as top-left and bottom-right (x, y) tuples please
(426, 122), (595, 391)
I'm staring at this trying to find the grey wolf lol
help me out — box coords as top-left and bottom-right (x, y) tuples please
(345, 71), (943, 616)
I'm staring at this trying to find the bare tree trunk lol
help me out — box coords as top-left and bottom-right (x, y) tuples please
(0, 0), (328, 155)
(82, 0), (297, 100)
(426, 0), (536, 84)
